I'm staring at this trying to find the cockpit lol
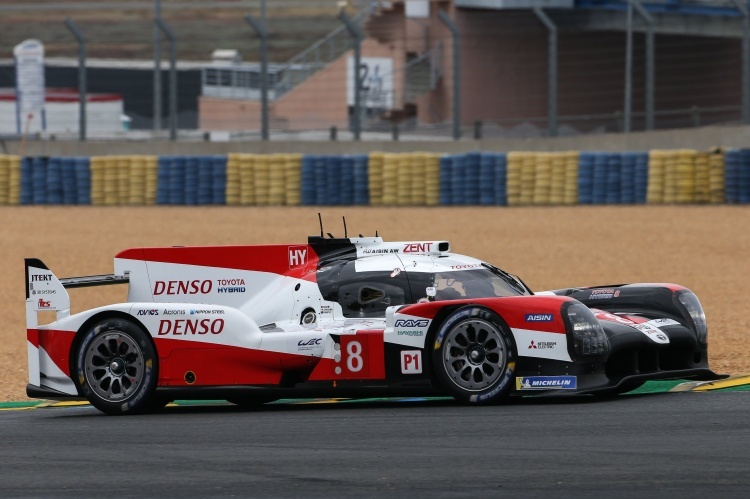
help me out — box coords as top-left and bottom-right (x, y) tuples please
(432, 268), (527, 301)
(315, 255), (529, 319)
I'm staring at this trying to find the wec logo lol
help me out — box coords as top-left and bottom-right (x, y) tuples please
(298, 338), (322, 346)
(395, 319), (429, 328)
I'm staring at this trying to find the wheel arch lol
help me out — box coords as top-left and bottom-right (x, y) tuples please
(428, 303), (519, 403)
(68, 310), (156, 382)
(426, 303), (517, 353)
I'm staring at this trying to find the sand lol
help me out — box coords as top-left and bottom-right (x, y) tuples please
(1, 205), (748, 401)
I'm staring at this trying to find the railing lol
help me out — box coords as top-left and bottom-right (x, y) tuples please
(202, 4), (376, 103)
(388, 104), (742, 139)
(404, 44), (442, 103)
(273, 4), (376, 97)
(203, 64), (284, 101)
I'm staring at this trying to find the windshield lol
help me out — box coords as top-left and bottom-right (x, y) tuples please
(432, 266), (528, 300)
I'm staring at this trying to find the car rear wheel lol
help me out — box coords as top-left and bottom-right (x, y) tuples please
(75, 318), (159, 415)
(431, 307), (516, 404)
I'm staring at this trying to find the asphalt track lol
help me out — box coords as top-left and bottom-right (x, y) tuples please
(1, 392), (749, 498)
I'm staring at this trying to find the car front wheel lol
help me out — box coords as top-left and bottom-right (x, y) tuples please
(431, 306), (516, 404)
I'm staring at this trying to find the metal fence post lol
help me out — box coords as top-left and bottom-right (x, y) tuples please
(533, 8), (557, 137)
(153, 0), (162, 131)
(732, 0), (750, 124)
(438, 10), (461, 141)
(339, 10), (363, 140)
(155, 18), (177, 141)
(624, 1), (633, 133)
(630, 0), (655, 130)
(245, 8), (269, 140)
(64, 18), (86, 141)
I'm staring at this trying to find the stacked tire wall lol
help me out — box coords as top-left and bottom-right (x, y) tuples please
(1, 149), (748, 206)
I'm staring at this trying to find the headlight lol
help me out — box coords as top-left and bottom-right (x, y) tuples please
(676, 290), (707, 344)
(563, 302), (610, 360)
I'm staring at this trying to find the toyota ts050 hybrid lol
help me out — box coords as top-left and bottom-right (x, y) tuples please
(24, 233), (723, 414)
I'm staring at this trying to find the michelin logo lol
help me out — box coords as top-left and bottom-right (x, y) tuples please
(516, 376), (577, 390)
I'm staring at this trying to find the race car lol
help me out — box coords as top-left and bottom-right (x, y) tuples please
(24, 233), (723, 414)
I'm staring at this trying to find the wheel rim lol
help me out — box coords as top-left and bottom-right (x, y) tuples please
(84, 331), (145, 402)
(442, 318), (507, 392)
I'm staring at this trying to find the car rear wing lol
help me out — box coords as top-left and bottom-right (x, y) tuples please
(25, 258), (127, 392)
(25, 258), (129, 325)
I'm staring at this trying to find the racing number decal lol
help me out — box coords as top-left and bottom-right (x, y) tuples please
(336, 332), (385, 380)
(345, 340), (364, 372)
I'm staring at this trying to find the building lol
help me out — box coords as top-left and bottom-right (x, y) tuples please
(199, 0), (749, 137)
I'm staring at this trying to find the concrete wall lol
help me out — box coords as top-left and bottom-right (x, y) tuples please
(5, 123), (750, 157)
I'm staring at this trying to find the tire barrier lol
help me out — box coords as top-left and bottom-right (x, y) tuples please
(479, 153), (495, 205)
(284, 154), (302, 206)
(368, 152), (384, 206)
(726, 148), (750, 204)
(300, 154), (368, 206)
(360, 152), (440, 206)
(6, 149), (749, 206)
(647, 149), (716, 204)
(221, 154), (298, 206)
(90, 155), (157, 205)
(353, 155), (369, 205)
(439, 155), (453, 205)
(381, 154), (397, 206)
(533, 153), (552, 205)
(708, 149), (725, 204)
(725, 149), (740, 204)
(0, 155), (21, 205)
(506, 152), (523, 206)
(16, 156), (91, 205)
(578, 152), (646, 205)
(226, 153), (241, 205)
(741, 149), (750, 204)
(507, 152), (580, 206)
(564, 151), (580, 205)
(441, 152), (506, 206)
(694, 151), (710, 204)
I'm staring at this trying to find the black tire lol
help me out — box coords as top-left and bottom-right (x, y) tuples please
(74, 318), (159, 415)
(431, 306), (516, 404)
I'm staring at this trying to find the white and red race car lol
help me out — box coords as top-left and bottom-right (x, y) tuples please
(25, 234), (722, 414)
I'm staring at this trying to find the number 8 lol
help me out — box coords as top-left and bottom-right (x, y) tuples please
(346, 341), (363, 373)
